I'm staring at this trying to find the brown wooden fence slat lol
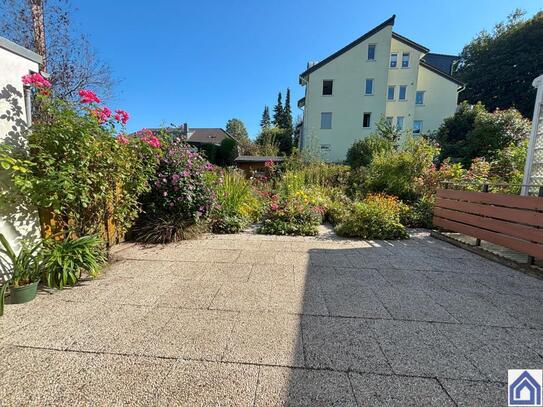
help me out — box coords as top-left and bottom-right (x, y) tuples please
(438, 189), (543, 211)
(434, 207), (543, 244)
(435, 197), (543, 227)
(433, 217), (543, 259)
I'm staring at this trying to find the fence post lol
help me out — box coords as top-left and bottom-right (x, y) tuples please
(526, 186), (543, 265)
(475, 184), (489, 247)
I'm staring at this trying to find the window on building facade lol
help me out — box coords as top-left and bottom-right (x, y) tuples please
(365, 79), (374, 95)
(321, 112), (332, 129)
(416, 91), (425, 105)
(385, 116), (393, 126)
(413, 120), (423, 134)
(402, 52), (410, 68)
(322, 80), (333, 96)
(399, 85), (407, 100)
(387, 85), (395, 100)
(396, 116), (404, 130)
(368, 44), (376, 60)
(390, 53), (398, 68)
(363, 112), (371, 128)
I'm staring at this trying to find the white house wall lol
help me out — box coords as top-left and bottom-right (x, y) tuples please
(303, 25), (392, 163)
(0, 45), (41, 253)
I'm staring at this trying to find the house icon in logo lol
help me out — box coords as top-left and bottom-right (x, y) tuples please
(509, 370), (543, 406)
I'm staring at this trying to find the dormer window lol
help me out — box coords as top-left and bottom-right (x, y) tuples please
(402, 52), (410, 68)
(390, 53), (398, 68)
(367, 44), (376, 61)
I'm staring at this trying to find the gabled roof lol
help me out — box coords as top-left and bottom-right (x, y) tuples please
(299, 15), (396, 80)
(391, 32), (429, 53)
(419, 60), (465, 87)
(145, 127), (236, 145)
(234, 155), (285, 163)
(421, 53), (459, 75)
(0, 36), (42, 64)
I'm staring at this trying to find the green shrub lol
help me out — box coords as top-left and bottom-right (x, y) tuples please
(364, 136), (439, 201)
(346, 134), (394, 169)
(401, 196), (435, 229)
(257, 195), (323, 236)
(335, 194), (408, 239)
(42, 235), (106, 289)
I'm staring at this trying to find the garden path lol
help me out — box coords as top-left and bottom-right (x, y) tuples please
(1, 229), (543, 405)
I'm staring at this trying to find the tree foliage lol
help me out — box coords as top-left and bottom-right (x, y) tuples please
(433, 101), (531, 167)
(260, 106), (271, 129)
(225, 118), (249, 144)
(272, 92), (283, 127)
(454, 9), (543, 117)
(0, 0), (115, 100)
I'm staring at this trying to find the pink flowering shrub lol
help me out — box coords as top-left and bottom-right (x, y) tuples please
(22, 72), (51, 89)
(138, 139), (215, 235)
(78, 89), (101, 104)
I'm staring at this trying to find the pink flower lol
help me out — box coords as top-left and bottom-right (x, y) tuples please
(264, 160), (274, 168)
(117, 134), (129, 144)
(114, 109), (130, 125)
(79, 89), (101, 104)
(139, 129), (161, 149)
(91, 106), (111, 123)
(22, 73), (51, 89)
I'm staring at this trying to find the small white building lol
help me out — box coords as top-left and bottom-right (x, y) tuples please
(298, 15), (464, 162)
(0, 36), (43, 250)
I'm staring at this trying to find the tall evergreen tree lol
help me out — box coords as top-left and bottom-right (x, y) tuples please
(282, 88), (293, 132)
(272, 92), (283, 127)
(260, 106), (271, 129)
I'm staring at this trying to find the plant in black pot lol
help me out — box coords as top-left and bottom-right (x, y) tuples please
(0, 234), (43, 316)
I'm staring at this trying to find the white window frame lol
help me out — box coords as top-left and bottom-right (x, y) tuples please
(390, 53), (398, 68)
(322, 80), (333, 96)
(363, 112), (372, 128)
(365, 79), (374, 95)
(401, 52), (410, 68)
(367, 44), (376, 61)
(396, 116), (404, 130)
(413, 120), (423, 134)
(399, 85), (407, 101)
(415, 91), (425, 105)
(387, 85), (395, 101)
(320, 112), (332, 129)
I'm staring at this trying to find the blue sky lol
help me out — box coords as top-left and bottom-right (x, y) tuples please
(74, 0), (541, 138)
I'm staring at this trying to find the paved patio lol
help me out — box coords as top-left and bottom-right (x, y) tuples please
(1, 229), (542, 406)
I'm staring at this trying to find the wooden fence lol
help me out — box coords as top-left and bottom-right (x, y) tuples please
(433, 188), (543, 261)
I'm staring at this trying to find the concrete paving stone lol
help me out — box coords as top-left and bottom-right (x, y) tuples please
(68, 303), (152, 352)
(6, 300), (99, 350)
(481, 292), (543, 329)
(201, 239), (262, 250)
(248, 264), (296, 283)
(425, 271), (496, 295)
(0, 347), (95, 406)
(470, 271), (543, 299)
(223, 312), (304, 366)
(189, 248), (242, 263)
(268, 277), (329, 315)
(370, 320), (484, 380)
(198, 262), (252, 282)
(259, 241), (297, 252)
(320, 279), (391, 318)
(157, 359), (259, 406)
(308, 251), (357, 268)
(157, 280), (223, 309)
(236, 249), (279, 264)
(313, 266), (388, 289)
(439, 324), (543, 382)
(376, 268), (442, 291)
(440, 379), (507, 407)
(77, 353), (175, 406)
(344, 252), (391, 269)
(150, 309), (237, 360)
(425, 290), (521, 327)
(374, 287), (459, 323)
(210, 280), (272, 312)
(349, 372), (455, 407)
(302, 316), (392, 373)
(254, 366), (357, 406)
(507, 327), (543, 357)
(275, 251), (311, 266)
(105, 306), (176, 355)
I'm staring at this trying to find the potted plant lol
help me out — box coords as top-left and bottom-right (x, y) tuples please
(0, 233), (43, 314)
